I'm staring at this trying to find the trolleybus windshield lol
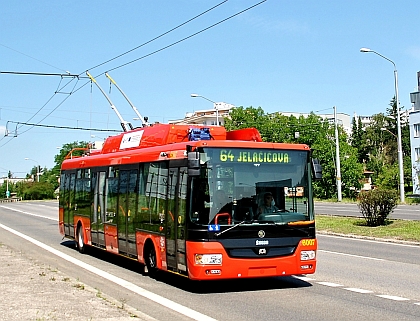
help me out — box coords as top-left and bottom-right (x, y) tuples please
(190, 148), (312, 226)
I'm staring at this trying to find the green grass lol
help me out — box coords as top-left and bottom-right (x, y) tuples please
(316, 214), (420, 243)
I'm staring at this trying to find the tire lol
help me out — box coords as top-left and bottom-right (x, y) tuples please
(76, 225), (85, 254)
(145, 243), (157, 277)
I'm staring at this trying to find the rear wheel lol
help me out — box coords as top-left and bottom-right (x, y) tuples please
(145, 243), (157, 277)
(76, 225), (85, 254)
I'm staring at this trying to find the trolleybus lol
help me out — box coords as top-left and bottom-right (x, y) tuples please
(59, 124), (321, 280)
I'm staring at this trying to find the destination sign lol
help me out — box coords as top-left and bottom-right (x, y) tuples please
(219, 149), (290, 163)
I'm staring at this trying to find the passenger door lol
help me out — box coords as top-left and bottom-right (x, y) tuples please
(117, 168), (138, 255)
(166, 166), (187, 272)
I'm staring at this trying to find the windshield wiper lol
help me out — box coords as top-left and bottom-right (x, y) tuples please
(214, 219), (254, 237)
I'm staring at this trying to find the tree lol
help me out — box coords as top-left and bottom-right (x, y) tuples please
(18, 181), (55, 200)
(41, 141), (89, 191)
(226, 106), (363, 199)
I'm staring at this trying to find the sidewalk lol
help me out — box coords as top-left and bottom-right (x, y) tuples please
(0, 243), (153, 321)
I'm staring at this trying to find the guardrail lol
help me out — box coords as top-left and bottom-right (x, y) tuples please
(0, 198), (22, 203)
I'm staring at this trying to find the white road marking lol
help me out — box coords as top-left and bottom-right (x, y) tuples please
(376, 295), (410, 301)
(343, 288), (373, 294)
(0, 223), (218, 321)
(293, 276), (316, 282)
(317, 282), (343, 287)
(318, 250), (385, 261)
(3, 206), (419, 309)
(0, 205), (57, 221)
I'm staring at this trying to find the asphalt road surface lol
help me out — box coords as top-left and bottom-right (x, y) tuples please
(1, 201), (420, 321)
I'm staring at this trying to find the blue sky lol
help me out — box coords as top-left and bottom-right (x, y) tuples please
(1, 0), (420, 177)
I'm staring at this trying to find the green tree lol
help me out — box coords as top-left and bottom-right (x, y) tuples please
(43, 141), (89, 190)
(226, 106), (363, 199)
(19, 182), (55, 200)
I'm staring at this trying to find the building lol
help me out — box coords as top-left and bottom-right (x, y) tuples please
(170, 105), (352, 137)
(169, 102), (235, 126)
(409, 72), (420, 194)
(277, 111), (352, 136)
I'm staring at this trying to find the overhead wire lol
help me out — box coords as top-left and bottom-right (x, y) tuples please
(13, 0), (231, 130)
(0, 43), (69, 73)
(70, 0), (267, 95)
(105, 0), (267, 73)
(6, 121), (120, 132)
(84, 0), (229, 74)
(1, 0), (267, 148)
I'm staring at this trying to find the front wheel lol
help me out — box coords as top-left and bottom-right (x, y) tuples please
(76, 225), (85, 254)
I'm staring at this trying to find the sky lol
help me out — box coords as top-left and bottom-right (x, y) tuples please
(1, 0), (420, 177)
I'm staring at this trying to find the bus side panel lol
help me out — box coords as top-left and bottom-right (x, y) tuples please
(186, 239), (317, 280)
(136, 231), (167, 271)
(104, 224), (119, 254)
(74, 216), (92, 245)
(59, 207), (64, 236)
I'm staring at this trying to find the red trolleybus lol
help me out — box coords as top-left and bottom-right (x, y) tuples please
(59, 124), (321, 280)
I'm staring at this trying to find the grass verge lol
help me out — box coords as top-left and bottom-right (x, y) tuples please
(316, 214), (420, 243)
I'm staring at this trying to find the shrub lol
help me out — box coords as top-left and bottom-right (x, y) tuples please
(20, 182), (55, 200)
(357, 189), (397, 226)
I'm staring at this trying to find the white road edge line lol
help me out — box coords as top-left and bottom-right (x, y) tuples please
(0, 223), (218, 321)
(0, 205), (57, 221)
(318, 234), (420, 248)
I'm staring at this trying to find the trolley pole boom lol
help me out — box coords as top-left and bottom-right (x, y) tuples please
(105, 72), (149, 127)
(86, 71), (133, 132)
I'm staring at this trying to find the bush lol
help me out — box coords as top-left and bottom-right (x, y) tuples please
(20, 182), (55, 200)
(357, 189), (397, 226)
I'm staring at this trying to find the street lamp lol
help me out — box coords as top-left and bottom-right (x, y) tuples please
(190, 93), (219, 126)
(360, 47), (405, 203)
(25, 158), (40, 182)
(334, 106), (342, 202)
(380, 127), (397, 137)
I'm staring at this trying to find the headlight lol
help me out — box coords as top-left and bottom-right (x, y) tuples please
(301, 250), (316, 261)
(195, 254), (222, 265)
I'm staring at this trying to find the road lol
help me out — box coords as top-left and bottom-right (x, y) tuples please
(1, 201), (420, 321)
(315, 201), (420, 220)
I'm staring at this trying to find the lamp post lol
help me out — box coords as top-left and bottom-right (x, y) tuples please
(334, 106), (342, 202)
(25, 158), (40, 182)
(360, 48), (405, 203)
(190, 93), (219, 126)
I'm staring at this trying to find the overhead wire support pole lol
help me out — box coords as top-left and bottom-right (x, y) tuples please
(86, 71), (133, 132)
(105, 72), (149, 127)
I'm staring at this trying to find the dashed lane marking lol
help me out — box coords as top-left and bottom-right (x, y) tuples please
(343, 288), (373, 294)
(376, 295), (410, 301)
(316, 282), (343, 287)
